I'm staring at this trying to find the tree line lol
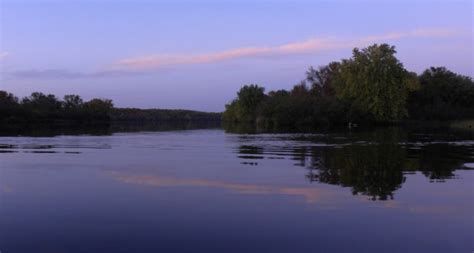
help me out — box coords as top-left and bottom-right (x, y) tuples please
(223, 43), (474, 127)
(0, 91), (221, 124)
(112, 108), (221, 122)
(0, 92), (114, 123)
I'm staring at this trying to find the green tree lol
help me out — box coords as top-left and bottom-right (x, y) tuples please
(223, 84), (265, 122)
(335, 44), (411, 121)
(259, 89), (291, 125)
(237, 84), (265, 119)
(222, 99), (240, 122)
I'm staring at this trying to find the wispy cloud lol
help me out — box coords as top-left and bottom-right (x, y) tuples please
(11, 69), (89, 79)
(111, 38), (335, 70)
(8, 28), (461, 79)
(110, 28), (458, 71)
(0, 51), (10, 61)
(9, 68), (150, 80)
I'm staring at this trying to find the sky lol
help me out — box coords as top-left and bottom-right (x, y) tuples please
(0, 0), (472, 112)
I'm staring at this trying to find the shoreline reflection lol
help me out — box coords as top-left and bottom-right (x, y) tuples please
(235, 128), (474, 200)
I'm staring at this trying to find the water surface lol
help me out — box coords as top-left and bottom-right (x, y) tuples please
(1, 127), (473, 252)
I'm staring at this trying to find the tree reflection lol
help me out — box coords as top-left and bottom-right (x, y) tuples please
(235, 128), (473, 200)
(406, 144), (473, 182)
(0, 121), (221, 137)
(306, 143), (406, 200)
(303, 129), (408, 200)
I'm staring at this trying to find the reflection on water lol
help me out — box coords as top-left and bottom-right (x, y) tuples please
(0, 125), (473, 253)
(0, 121), (221, 137)
(234, 128), (473, 200)
(112, 172), (333, 204)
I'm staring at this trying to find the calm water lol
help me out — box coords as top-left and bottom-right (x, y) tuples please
(0, 126), (473, 253)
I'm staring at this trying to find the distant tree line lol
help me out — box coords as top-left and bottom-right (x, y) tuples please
(0, 92), (113, 123)
(0, 92), (221, 124)
(111, 108), (221, 122)
(223, 44), (474, 127)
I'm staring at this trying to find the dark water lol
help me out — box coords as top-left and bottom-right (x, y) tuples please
(0, 126), (473, 253)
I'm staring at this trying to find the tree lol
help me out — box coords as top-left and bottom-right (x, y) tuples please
(21, 92), (62, 118)
(290, 80), (310, 98)
(0, 91), (19, 108)
(335, 44), (411, 121)
(84, 98), (114, 120)
(237, 84), (265, 118)
(0, 91), (20, 121)
(222, 100), (239, 122)
(223, 84), (266, 122)
(288, 81), (315, 124)
(221, 44), (473, 127)
(63, 95), (84, 110)
(306, 61), (341, 97)
(408, 67), (474, 120)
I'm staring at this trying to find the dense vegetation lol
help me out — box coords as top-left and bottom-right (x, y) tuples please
(0, 91), (221, 124)
(223, 44), (474, 127)
(111, 108), (221, 122)
(0, 92), (114, 123)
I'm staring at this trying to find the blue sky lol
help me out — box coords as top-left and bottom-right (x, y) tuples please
(1, 0), (472, 111)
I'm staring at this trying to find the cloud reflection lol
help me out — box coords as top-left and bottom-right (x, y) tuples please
(112, 172), (332, 204)
(112, 172), (466, 215)
(2, 185), (13, 193)
(381, 200), (462, 215)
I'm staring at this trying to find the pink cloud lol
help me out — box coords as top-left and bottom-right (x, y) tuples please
(0, 51), (10, 61)
(109, 28), (457, 71)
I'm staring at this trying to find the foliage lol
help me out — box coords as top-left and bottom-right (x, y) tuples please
(223, 84), (265, 122)
(83, 98), (114, 120)
(63, 95), (84, 110)
(0, 91), (221, 124)
(21, 92), (63, 119)
(306, 61), (340, 97)
(223, 43), (474, 127)
(111, 108), (221, 122)
(407, 67), (474, 120)
(0, 92), (114, 123)
(0, 91), (20, 121)
(334, 44), (411, 121)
